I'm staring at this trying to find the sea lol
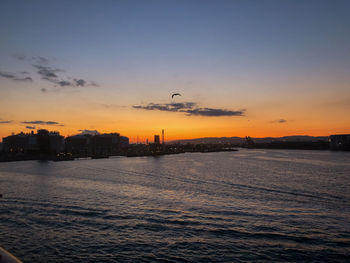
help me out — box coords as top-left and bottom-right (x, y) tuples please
(0, 149), (350, 262)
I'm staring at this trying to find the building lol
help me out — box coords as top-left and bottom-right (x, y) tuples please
(119, 136), (129, 148)
(65, 135), (91, 154)
(154, 135), (160, 145)
(2, 129), (63, 155)
(330, 134), (350, 151)
(3, 131), (38, 153)
(48, 131), (65, 154)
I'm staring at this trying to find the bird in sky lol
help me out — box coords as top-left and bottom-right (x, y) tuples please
(171, 93), (181, 99)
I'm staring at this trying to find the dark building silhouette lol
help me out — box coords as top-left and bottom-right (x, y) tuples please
(66, 133), (129, 156)
(119, 136), (129, 148)
(2, 130), (63, 156)
(1, 130), (129, 160)
(245, 136), (255, 147)
(154, 135), (160, 145)
(3, 132), (36, 153)
(65, 134), (92, 155)
(330, 134), (350, 150)
(36, 129), (64, 156)
(92, 133), (118, 155)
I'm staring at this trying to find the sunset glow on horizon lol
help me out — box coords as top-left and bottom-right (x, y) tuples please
(1, 0), (349, 142)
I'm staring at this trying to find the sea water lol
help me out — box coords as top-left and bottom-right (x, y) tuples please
(0, 149), (350, 262)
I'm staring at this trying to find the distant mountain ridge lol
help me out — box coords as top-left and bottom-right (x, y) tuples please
(170, 136), (329, 144)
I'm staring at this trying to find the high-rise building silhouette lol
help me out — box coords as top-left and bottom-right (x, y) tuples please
(154, 135), (160, 144)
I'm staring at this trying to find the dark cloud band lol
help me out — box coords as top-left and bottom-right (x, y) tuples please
(0, 120), (13, 124)
(133, 102), (196, 112)
(133, 102), (245, 117)
(11, 54), (99, 90)
(271, 119), (287, 123)
(22, 120), (64, 126)
(0, 71), (33, 82)
(184, 108), (244, 117)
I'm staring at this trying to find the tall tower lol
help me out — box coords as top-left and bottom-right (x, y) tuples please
(162, 129), (164, 145)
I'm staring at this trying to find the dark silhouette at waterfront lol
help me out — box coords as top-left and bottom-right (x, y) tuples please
(0, 129), (238, 162)
(1, 130), (349, 162)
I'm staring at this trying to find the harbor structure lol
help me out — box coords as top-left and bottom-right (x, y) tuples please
(330, 134), (350, 151)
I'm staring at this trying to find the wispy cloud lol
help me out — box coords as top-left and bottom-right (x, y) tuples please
(184, 108), (244, 116)
(78, 129), (100, 135)
(34, 64), (73, 87)
(33, 56), (49, 65)
(25, 125), (36, 129)
(57, 80), (72, 87)
(12, 54), (99, 89)
(133, 102), (196, 112)
(34, 64), (98, 88)
(133, 102), (245, 117)
(0, 120), (13, 124)
(22, 120), (64, 126)
(74, 79), (86, 86)
(13, 54), (26, 61)
(271, 119), (287, 123)
(0, 71), (33, 82)
(13, 54), (49, 65)
(34, 65), (61, 79)
(100, 103), (127, 109)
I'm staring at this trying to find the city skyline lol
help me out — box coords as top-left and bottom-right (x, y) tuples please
(1, 0), (350, 143)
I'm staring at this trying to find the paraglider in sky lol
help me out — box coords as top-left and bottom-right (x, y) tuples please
(171, 93), (181, 99)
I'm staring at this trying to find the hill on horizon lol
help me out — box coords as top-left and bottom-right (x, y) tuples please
(170, 135), (329, 145)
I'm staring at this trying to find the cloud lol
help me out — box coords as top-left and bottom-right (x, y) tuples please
(11, 54), (99, 89)
(34, 65), (74, 87)
(0, 71), (33, 82)
(57, 80), (73, 87)
(22, 120), (64, 126)
(184, 108), (245, 116)
(32, 56), (49, 65)
(40, 88), (47, 92)
(100, 104), (126, 109)
(0, 120), (13, 124)
(18, 77), (33, 82)
(89, 81), (99, 87)
(133, 102), (245, 117)
(271, 119), (288, 123)
(34, 65), (61, 79)
(272, 119), (287, 123)
(74, 79), (99, 87)
(74, 79), (86, 86)
(13, 54), (26, 61)
(26, 126), (36, 129)
(14, 54), (49, 65)
(133, 102), (196, 112)
(78, 129), (100, 135)
(33, 65), (97, 88)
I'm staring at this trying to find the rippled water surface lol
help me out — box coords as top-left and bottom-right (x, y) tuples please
(1, 149), (350, 262)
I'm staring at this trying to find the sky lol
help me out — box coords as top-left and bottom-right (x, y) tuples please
(0, 0), (349, 142)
